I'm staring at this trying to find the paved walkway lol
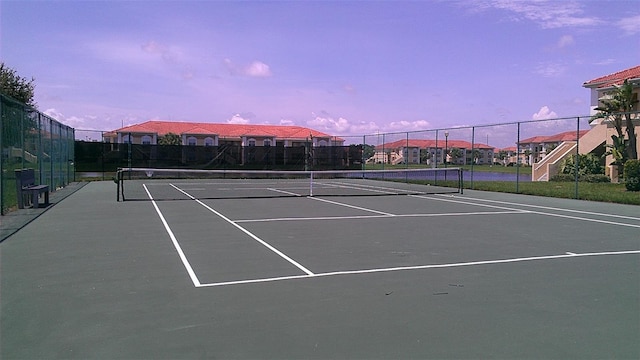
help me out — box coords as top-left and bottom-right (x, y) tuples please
(0, 182), (88, 242)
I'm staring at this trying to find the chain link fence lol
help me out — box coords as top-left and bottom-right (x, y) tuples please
(74, 132), (363, 180)
(357, 114), (628, 193)
(70, 111), (639, 200)
(1, 94), (75, 214)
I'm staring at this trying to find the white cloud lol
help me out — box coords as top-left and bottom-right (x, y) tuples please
(535, 62), (566, 77)
(556, 34), (574, 48)
(343, 84), (357, 94)
(386, 119), (431, 131)
(349, 121), (380, 136)
(532, 106), (557, 120)
(44, 108), (87, 128)
(594, 58), (616, 66)
(308, 112), (351, 133)
(617, 15), (640, 35)
(279, 119), (295, 126)
(466, 0), (601, 29)
(245, 61), (272, 77)
(224, 59), (272, 78)
(227, 113), (251, 124)
(141, 40), (182, 64)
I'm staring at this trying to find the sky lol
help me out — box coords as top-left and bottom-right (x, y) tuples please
(1, 0), (639, 145)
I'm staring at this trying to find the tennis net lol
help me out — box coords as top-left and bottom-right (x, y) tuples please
(116, 167), (463, 201)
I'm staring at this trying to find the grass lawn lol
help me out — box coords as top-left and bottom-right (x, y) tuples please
(468, 181), (640, 205)
(364, 164), (638, 205)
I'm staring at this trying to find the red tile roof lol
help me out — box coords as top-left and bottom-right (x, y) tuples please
(108, 120), (337, 140)
(583, 65), (640, 89)
(519, 130), (588, 144)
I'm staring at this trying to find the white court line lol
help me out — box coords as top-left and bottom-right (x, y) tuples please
(319, 181), (401, 195)
(443, 194), (640, 221)
(143, 184), (202, 287)
(410, 194), (530, 212)
(308, 197), (396, 216)
(437, 194), (640, 229)
(197, 250), (640, 288)
(169, 184), (315, 276)
(268, 188), (303, 196)
(234, 210), (527, 223)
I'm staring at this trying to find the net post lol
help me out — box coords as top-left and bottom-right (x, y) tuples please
(309, 171), (314, 197)
(116, 168), (121, 201)
(459, 168), (464, 194)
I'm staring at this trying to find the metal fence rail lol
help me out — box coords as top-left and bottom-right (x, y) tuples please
(1, 94), (75, 214)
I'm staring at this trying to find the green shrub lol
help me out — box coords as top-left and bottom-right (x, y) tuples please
(550, 174), (574, 182)
(583, 174), (611, 183)
(624, 159), (640, 191)
(550, 174), (610, 183)
(560, 154), (604, 176)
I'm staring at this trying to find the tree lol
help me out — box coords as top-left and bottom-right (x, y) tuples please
(362, 144), (375, 160)
(448, 147), (462, 164)
(523, 149), (532, 166)
(420, 148), (432, 164)
(593, 79), (638, 162)
(158, 132), (182, 145)
(0, 62), (36, 107)
(471, 149), (481, 164)
(498, 150), (509, 166)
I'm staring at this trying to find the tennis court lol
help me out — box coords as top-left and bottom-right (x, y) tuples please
(1, 173), (639, 359)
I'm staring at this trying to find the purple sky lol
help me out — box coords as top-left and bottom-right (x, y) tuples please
(2, 0), (638, 145)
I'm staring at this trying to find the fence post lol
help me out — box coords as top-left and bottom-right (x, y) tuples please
(128, 132), (132, 172)
(382, 133), (385, 171)
(406, 132), (409, 169)
(435, 130), (439, 168)
(575, 117), (580, 199)
(0, 97), (3, 215)
(471, 126), (475, 189)
(516, 122), (521, 193)
(362, 135), (366, 171)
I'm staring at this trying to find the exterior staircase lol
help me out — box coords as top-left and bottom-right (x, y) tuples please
(532, 142), (577, 181)
(531, 122), (607, 181)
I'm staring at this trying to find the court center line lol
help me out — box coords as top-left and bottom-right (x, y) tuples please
(169, 184), (315, 276)
(197, 250), (640, 288)
(234, 210), (527, 223)
(143, 184), (202, 287)
(307, 196), (396, 216)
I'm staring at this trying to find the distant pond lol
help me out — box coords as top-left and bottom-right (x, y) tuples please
(464, 171), (531, 182)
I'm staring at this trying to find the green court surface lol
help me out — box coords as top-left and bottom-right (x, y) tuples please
(1, 181), (639, 359)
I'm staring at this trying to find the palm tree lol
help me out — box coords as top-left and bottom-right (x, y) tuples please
(593, 79), (638, 161)
(498, 150), (509, 166)
(448, 147), (462, 164)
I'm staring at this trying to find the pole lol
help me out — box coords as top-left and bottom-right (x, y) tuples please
(470, 127), (475, 188)
(575, 117), (580, 199)
(516, 123), (520, 193)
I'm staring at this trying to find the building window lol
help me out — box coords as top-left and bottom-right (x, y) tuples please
(248, 139), (256, 147)
(263, 139), (271, 147)
(141, 135), (152, 145)
(204, 137), (214, 146)
(122, 134), (132, 144)
(318, 140), (328, 147)
(187, 137), (197, 146)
